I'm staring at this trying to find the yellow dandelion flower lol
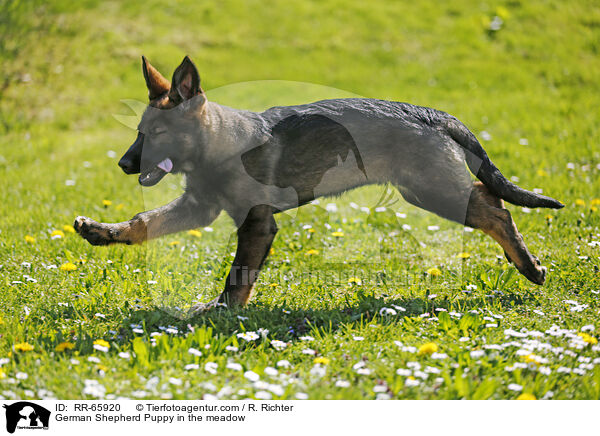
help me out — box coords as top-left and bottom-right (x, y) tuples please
(426, 267), (442, 277)
(0, 368), (5, 379)
(523, 353), (540, 366)
(516, 393), (536, 400)
(24, 235), (36, 244)
(168, 240), (180, 247)
(51, 229), (65, 238)
(269, 247), (275, 255)
(115, 203), (124, 211)
(269, 283), (279, 288)
(63, 225), (76, 233)
(102, 199), (112, 207)
(545, 215), (553, 221)
(348, 277), (362, 285)
(93, 339), (110, 348)
(55, 342), (75, 352)
(305, 249), (320, 256)
(13, 343), (34, 352)
(591, 199), (600, 206)
(308, 228), (316, 233)
(314, 357), (330, 365)
(187, 229), (202, 238)
(331, 231), (344, 237)
(578, 332), (598, 345)
(418, 342), (438, 355)
(496, 6), (510, 20)
(575, 199), (586, 207)
(60, 262), (77, 272)
(592, 206), (598, 212)
(457, 252), (471, 259)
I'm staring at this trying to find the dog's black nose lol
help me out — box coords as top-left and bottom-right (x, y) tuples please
(118, 157), (138, 174)
(120, 132), (144, 174)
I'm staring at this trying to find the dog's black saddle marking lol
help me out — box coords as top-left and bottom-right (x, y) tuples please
(241, 113), (366, 205)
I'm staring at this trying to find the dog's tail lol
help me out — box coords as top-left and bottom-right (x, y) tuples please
(445, 118), (564, 209)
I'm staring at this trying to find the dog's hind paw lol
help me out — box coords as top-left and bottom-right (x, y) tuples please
(534, 265), (547, 285)
(522, 263), (547, 286)
(73, 216), (116, 246)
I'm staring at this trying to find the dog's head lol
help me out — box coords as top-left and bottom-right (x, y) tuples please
(119, 56), (207, 186)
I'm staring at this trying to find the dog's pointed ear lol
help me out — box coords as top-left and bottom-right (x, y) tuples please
(170, 56), (202, 101)
(142, 56), (170, 100)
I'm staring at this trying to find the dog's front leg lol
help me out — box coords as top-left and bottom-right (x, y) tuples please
(74, 195), (221, 245)
(196, 205), (278, 311)
(221, 205), (278, 306)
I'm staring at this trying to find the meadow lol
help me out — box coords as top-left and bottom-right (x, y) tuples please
(0, 0), (599, 400)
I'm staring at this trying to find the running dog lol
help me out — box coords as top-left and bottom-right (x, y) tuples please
(74, 56), (564, 311)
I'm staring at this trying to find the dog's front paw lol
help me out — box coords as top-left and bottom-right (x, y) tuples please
(73, 216), (116, 246)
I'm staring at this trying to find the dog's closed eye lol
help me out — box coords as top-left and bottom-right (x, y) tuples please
(150, 126), (167, 135)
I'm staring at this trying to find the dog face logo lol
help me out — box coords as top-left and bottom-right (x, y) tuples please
(2, 402), (50, 434)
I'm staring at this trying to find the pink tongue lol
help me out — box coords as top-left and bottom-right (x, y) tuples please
(157, 158), (173, 173)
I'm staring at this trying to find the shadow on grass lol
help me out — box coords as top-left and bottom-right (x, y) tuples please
(121, 289), (536, 342)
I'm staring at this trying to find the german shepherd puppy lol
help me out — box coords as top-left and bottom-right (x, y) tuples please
(74, 56), (564, 311)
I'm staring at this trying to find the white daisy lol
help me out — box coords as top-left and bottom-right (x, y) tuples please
(244, 371), (260, 382)
(507, 383), (523, 392)
(237, 331), (259, 342)
(188, 347), (203, 357)
(335, 380), (350, 388)
(168, 377), (182, 386)
(204, 362), (218, 374)
(264, 367), (278, 377)
(405, 378), (420, 387)
(271, 340), (287, 350)
(226, 362), (243, 371)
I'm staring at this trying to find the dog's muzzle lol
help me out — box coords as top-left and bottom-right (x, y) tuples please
(118, 156), (140, 174)
(138, 157), (173, 187)
(119, 131), (144, 174)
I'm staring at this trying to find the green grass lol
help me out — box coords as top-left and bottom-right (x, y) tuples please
(1, 0), (600, 400)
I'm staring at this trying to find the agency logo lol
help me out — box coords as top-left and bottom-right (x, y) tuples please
(2, 402), (50, 434)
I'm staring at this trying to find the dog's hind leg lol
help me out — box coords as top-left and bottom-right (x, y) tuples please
(465, 182), (546, 285)
(194, 205), (278, 311)
(74, 194), (221, 245)
(469, 181), (513, 264)
(395, 164), (546, 285)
